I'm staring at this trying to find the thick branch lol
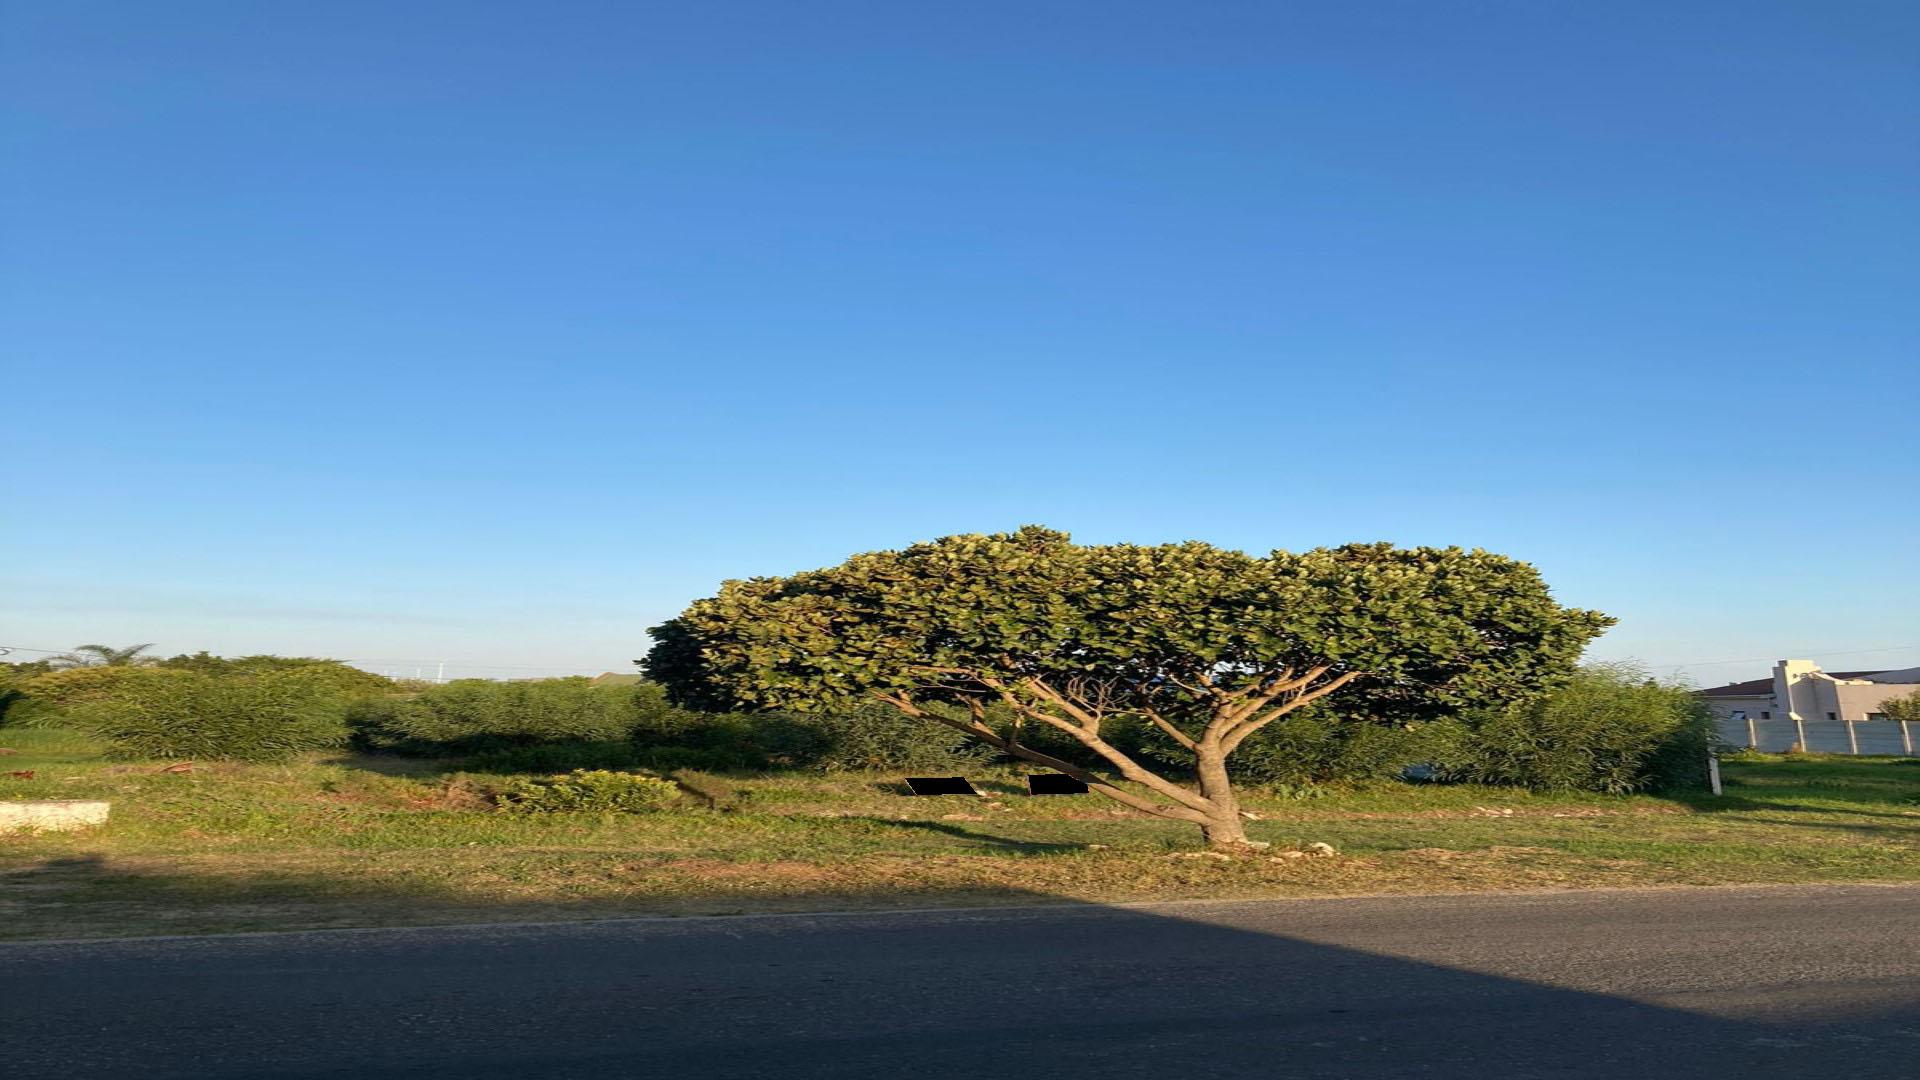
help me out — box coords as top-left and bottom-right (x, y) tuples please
(1140, 704), (1197, 752)
(1218, 666), (1320, 729)
(870, 692), (1208, 823)
(1017, 677), (1106, 734)
(1007, 703), (1217, 815)
(910, 675), (1217, 817)
(1220, 671), (1364, 753)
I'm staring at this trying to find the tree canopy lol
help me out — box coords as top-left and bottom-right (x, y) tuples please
(647, 527), (1613, 847)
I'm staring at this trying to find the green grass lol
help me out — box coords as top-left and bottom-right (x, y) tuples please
(3, 733), (1918, 941)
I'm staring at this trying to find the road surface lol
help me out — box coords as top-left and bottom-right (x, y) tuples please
(6, 884), (1919, 1079)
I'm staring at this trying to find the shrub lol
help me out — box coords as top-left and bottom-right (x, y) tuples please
(1881, 689), (1920, 724)
(1446, 663), (1715, 793)
(350, 678), (639, 754)
(157, 653), (394, 694)
(801, 704), (998, 772)
(23, 665), (193, 708)
(494, 769), (681, 813)
(462, 740), (642, 774)
(0, 669), (32, 727)
(1137, 704), (1464, 787)
(628, 697), (994, 773)
(49, 668), (352, 760)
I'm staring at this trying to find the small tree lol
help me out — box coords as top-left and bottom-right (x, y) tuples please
(1881, 689), (1920, 724)
(646, 527), (1612, 848)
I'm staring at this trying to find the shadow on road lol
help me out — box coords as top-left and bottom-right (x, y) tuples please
(3, 870), (1918, 1080)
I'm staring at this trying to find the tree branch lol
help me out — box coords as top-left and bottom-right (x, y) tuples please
(1003, 687), (1216, 815)
(870, 692), (1208, 823)
(1140, 703), (1197, 752)
(1220, 671), (1364, 753)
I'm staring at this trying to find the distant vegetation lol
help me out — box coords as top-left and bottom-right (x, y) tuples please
(0, 524), (1707, 805)
(4, 660), (1709, 802)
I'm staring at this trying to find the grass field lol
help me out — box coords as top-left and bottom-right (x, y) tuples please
(3, 727), (1918, 941)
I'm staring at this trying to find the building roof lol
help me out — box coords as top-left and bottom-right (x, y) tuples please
(590, 672), (643, 686)
(1696, 670), (1887, 698)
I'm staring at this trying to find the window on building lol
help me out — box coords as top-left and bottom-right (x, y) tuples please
(1730, 710), (1746, 721)
(1761, 711), (1771, 719)
(1826, 712), (1837, 722)
(1868, 713), (1888, 722)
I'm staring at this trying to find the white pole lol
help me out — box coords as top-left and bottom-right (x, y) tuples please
(1903, 720), (1914, 757)
(437, 660), (446, 684)
(1794, 717), (1807, 752)
(1707, 751), (1723, 796)
(1846, 718), (1859, 756)
(1746, 715), (1758, 749)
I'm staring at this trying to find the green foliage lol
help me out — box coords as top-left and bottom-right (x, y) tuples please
(1137, 704), (1468, 787)
(46, 643), (156, 669)
(24, 665), (193, 707)
(349, 678), (640, 754)
(0, 669), (30, 727)
(647, 527), (1611, 718)
(494, 769), (681, 813)
(627, 691), (993, 773)
(158, 653), (394, 693)
(1445, 664), (1715, 794)
(646, 526), (1610, 832)
(461, 740), (642, 774)
(788, 703), (996, 772)
(0, 661), (56, 725)
(51, 668), (353, 761)
(1880, 689), (1920, 724)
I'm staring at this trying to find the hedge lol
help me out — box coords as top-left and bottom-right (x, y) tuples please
(349, 677), (639, 754)
(44, 667), (354, 761)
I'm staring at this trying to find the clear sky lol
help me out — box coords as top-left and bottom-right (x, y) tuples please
(3, 2), (1915, 685)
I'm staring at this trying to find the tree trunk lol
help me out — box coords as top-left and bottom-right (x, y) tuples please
(1199, 814), (1250, 849)
(1194, 740), (1250, 849)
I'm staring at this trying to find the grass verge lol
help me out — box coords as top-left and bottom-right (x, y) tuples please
(3, 731), (1917, 941)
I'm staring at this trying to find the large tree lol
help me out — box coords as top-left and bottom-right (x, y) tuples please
(646, 527), (1612, 848)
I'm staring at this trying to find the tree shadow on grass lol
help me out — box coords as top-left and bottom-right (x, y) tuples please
(2, 856), (1918, 1080)
(1682, 794), (1920, 826)
(851, 816), (1089, 853)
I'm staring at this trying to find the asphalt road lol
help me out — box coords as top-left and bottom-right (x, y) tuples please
(6, 884), (1919, 1079)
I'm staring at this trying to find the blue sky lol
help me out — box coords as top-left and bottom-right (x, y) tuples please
(3, 1), (1915, 685)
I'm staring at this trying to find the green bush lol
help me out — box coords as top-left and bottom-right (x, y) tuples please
(628, 696), (993, 773)
(1446, 663), (1715, 793)
(1136, 704), (1463, 787)
(0, 669), (32, 727)
(23, 665), (187, 708)
(350, 678), (639, 754)
(802, 704), (997, 772)
(157, 653), (394, 693)
(494, 769), (681, 813)
(50, 668), (352, 761)
(462, 740), (642, 774)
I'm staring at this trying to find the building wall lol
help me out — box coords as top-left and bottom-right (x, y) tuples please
(1768, 660), (1918, 723)
(1837, 681), (1919, 721)
(1717, 715), (1920, 755)
(1703, 695), (1771, 726)
(1702, 660), (1920, 743)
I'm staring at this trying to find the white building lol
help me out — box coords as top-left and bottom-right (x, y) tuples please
(1699, 660), (1920, 724)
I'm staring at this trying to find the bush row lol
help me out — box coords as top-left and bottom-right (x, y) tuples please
(12, 664), (378, 761)
(8, 658), (1714, 794)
